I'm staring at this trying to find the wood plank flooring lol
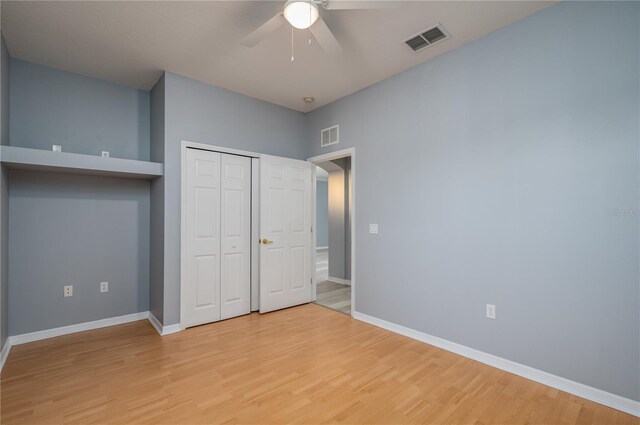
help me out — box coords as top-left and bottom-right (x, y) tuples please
(316, 280), (351, 315)
(1, 304), (637, 424)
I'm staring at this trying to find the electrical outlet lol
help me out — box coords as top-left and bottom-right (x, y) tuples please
(64, 285), (73, 297)
(486, 304), (496, 319)
(100, 281), (109, 293)
(52, 145), (62, 152)
(369, 224), (379, 234)
(101, 151), (110, 158)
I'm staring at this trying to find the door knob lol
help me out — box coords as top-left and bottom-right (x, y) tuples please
(260, 239), (273, 245)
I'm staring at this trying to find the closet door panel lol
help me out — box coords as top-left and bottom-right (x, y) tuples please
(184, 149), (222, 327)
(221, 153), (251, 320)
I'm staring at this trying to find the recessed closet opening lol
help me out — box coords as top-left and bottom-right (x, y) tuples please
(180, 141), (315, 329)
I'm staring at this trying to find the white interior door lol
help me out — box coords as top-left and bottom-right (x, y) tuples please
(220, 154), (251, 320)
(184, 148), (222, 327)
(260, 155), (313, 313)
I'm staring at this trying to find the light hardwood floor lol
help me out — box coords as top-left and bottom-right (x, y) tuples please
(1, 304), (637, 425)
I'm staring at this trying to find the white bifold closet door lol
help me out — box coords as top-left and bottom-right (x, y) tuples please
(184, 148), (251, 328)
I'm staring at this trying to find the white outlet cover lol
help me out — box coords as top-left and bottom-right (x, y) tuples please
(52, 145), (62, 152)
(369, 224), (379, 234)
(64, 285), (73, 297)
(100, 281), (109, 292)
(486, 304), (496, 319)
(101, 151), (110, 158)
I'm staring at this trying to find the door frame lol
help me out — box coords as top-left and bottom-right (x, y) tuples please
(180, 140), (261, 330)
(307, 148), (356, 317)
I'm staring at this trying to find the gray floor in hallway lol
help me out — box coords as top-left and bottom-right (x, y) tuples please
(315, 248), (351, 315)
(316, 280), (351, 315)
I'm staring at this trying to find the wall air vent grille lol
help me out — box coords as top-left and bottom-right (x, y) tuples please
(404, 24), (450, 52)
(321, 125), (339, 147)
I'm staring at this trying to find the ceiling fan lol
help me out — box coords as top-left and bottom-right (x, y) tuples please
(241, 0), (397, 55)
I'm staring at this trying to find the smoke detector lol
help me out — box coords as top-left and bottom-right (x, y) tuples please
(303, 96), (315, 103)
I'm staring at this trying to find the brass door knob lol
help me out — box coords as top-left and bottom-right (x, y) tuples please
(260, 239), (273, 245)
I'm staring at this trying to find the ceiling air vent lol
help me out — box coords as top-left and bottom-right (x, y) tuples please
(321, 125), (339, 147)
(404, 24), (450, 52)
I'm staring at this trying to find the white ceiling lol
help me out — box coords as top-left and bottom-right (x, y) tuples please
(316, 166), (329, 180)
(1, 1), (554, 112)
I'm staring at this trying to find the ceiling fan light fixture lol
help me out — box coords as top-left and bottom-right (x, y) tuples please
(284, 0), (319, 30)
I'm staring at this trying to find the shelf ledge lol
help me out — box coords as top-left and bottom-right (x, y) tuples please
(0, 146), (163, 179)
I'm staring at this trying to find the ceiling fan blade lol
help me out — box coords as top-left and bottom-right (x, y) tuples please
(241, 13), (286, 47)
(323, 1), (399, 10)
(309, 17), (343, 55)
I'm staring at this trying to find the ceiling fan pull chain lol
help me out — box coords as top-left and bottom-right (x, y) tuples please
(291, 26), (295, 62)
(309, 0), (312, 45)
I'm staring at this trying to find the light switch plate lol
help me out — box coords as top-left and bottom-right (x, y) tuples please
(369, 224), (379, 234)
(486, 304), (496, 319)
(100, 281), (109, 293)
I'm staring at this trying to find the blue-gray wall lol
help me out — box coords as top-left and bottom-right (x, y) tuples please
(9, 171), (149, 335)
(306, 1), (640, 401)
(316, 179), (328, 248)
(10, 59), (149, 160)
(149, 74), (165, 323)
(160, 72), (308, 325)
(0, 34), (9, 350)
(1, 36), (8, 146)
(328, 169), (346, 280)
(0, 166), (7, 348)
(7, 61), (152, 335)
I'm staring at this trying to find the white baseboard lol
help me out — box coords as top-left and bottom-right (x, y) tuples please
(0, 339), (12, 373)
(328, 276), (351, 286)
(316, 246), (328, 250)
(353, 311), (640, 417)
(148, 313), (182, 336)
(9, 311), (150, 345)
(163, 323), (182, 335)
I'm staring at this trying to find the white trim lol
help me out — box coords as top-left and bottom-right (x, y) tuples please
(0, 340), (12, 373)
(312, 167), (318, 302)
(9, 312), (150, 345)
(316, 246), (328, 250)
(308, 148), (356, 317)
(148, 313), (181, 336)
(148, 312), (163, 335)
(353, 311), (640, 417)
(250, 158), (260, 312)
(328, 277), (351, 286)
(162, 323), (182, 335)
(181, 140), (261, 159)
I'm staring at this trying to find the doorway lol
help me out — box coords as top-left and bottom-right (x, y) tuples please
(310, 149), (355, 316)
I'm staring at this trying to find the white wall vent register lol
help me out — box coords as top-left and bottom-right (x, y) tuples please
(321, 125), (339, 147)
(404, 24), (450, 53)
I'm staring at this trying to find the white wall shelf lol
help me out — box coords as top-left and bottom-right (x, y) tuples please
(0, 146), (163, 179)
